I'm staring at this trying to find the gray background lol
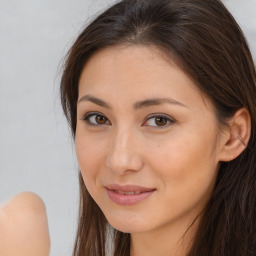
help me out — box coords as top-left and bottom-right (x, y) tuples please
(0, 0), (255, 255)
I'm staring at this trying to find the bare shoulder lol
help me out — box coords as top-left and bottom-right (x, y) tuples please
(1, 192), (46, 213)
(0, 192), (50, 256)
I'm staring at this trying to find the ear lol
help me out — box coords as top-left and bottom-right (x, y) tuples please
(219, 108), (251, 162)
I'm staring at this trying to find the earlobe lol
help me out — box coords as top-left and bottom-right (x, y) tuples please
(219, 108), (251, 162)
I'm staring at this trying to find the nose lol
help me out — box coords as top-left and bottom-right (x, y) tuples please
(106, 128), (144, 175)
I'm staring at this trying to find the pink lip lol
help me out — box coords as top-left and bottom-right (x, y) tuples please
(105, 184), (156, 206)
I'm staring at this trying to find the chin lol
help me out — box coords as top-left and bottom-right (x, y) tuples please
(110, 222), (145, 233)
(106, 214), (151, 234)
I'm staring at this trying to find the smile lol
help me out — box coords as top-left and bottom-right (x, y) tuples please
(105, 184), (156, 205)
(115, 190), (142, 195)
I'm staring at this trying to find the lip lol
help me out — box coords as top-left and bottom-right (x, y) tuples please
(105, 184), (156, 206)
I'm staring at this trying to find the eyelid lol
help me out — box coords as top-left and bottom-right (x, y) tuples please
(81, 111), (175, 127)
(82, 111), (111, 126)
(142, 113), (175, 127)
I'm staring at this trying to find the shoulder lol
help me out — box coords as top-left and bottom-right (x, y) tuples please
(0, 192), (50, 256)
(1, 192), (46, 214)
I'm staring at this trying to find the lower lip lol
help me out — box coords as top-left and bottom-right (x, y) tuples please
(106, 189), (155, 206)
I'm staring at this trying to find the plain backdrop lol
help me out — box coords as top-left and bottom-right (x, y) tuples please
(0, 0), (255, 255)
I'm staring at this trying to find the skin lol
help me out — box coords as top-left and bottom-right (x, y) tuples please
(0, 192), (50, 256)
(75, 45), (249, 256)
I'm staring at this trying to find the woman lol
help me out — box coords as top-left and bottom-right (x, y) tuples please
(0, 192), (50, 256)
(60, 0), (256, 255)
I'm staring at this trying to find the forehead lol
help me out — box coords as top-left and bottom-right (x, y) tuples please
(78, 45), (213, 113)
(79, 45), (178, 88)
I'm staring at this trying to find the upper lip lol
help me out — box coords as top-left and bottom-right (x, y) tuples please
(105, 184), (156, 192)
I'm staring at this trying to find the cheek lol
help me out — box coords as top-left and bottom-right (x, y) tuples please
(145, 137), (218, 223)
(158, 123), (217, 171)
(146, 131), (218, 197)
(75, 132), (106, 189)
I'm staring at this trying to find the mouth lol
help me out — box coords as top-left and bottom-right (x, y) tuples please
(114, 190), (143, 195)
(105, 184), (156, 205)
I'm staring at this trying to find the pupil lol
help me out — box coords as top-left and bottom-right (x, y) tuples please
(96, 115), (106, 124)
(156, 117), (167, 126)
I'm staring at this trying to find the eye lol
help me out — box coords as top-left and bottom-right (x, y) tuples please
(143, 114), (174, 127)
(83, 112), (111, 126)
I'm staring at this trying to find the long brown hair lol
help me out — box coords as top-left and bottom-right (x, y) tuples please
(60, 0), (256, 255)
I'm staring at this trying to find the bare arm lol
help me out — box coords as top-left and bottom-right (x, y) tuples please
(0, 192), (50, 256)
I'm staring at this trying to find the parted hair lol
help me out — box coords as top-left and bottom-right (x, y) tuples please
(60, 0), (256, 255)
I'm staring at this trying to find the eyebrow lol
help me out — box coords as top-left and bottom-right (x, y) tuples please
(78, 94), (187, 109)
(78, 95), (111, 109)
(133, 97), (187, 109)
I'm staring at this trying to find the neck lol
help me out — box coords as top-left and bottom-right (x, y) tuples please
(130, 215), (199, 256)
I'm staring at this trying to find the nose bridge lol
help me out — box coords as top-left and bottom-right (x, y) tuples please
(106, 124), (143, 174)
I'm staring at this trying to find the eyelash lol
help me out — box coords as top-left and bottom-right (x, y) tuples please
(82, 112), (175, 128)
(83, 112), (111, 126)
(143, 113), (175, 128)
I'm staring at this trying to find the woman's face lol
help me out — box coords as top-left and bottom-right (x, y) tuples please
(76, 45), (224, 234)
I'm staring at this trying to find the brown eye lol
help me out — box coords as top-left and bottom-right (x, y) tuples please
(84, 113), (110, 126)
(96, 115), (107, 124)
(143, 114), (174, 128)
(155, 117), (168, 126)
